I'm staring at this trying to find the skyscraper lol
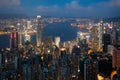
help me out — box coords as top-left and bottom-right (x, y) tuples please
(55, 37), (60, 47)
(10, 30), (19, 50)
(91, 26), (99, 51)
(102, 34), (111, 53)
(112, 48), (120, 68)
(27, 21), (31, 29)
(0, 52), (2, 66)
(97, 21), (103, 51)
(84, 58), (98, 80)
(91, 21), (103, 52)
(114, 28), (120, 50)
(17, 23), (22, 45)
(112, 27), (120, 68)
(36, 16), (42, 47)
(19, 29), (22, 45)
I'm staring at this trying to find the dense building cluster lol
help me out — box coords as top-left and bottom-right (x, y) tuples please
(0, 17), (120, 80)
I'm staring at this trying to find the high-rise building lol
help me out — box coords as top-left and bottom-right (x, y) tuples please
(97, 21), (103, 51)
(112, 27), (120, 68)
(27, 21), (31, 29)
(19, 29), (22, 45)
(91, 21), (103, 52)
(17, 23), (22, 45)
(22, 62), (33, 80)
(107, 45), (114, 55)
(24, 34), (31, 43)
(0, 52), (2, 66)
(36, 16), (42, 47)
(91, 26), (99, 51)
(102, 34), (111, 53)
(14, 56), (18, 70)
(112, 48), (120, 68)
(84, 59), (98, 80)
(0, 49), (5, 66)
(55, 37), (60, 47)
(114, 28), (120, 50)
(10, 30), (19, 50)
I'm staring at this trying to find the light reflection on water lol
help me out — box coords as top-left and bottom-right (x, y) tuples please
(0, 22), (80, 49)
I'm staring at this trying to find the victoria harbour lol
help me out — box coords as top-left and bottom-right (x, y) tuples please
(0, 0), (120, 80)
(0, 22), (79, 48)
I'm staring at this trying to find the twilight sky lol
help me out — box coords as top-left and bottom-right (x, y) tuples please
(0, 0), (120, 17)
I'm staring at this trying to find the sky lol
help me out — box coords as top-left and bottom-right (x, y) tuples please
(0, 0), (120, 17)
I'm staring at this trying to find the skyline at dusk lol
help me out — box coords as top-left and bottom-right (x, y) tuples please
(0, 0), (120, 17)
(0, 1), (120, 80)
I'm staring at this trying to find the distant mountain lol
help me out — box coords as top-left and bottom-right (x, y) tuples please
(103, 17), (120, 22)
(0, 13), (28, 19)
(92, 17), (120, 23)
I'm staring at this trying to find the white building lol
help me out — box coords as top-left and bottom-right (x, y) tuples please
(55, 37), (60, 47)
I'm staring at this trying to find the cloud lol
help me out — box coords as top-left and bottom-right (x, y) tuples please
(0, 0), (119, 17)
(37, 5), (60, 12)
(0, 0), (117, 17)
(96, 0), (120, 7)
(65, 1), (83, 10)
(89, 0), (120, 17)
(0, 0), (20, 6)
(36, 1), (91, 17)
(0, 6), (26, 14)
(64, 1), (91, 13)
(36, 5), (63, 16)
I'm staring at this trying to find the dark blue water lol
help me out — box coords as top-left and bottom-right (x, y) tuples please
(0, 35), (9, 49)
(42, 22), (78, 42)
(0, 22), (79, 49)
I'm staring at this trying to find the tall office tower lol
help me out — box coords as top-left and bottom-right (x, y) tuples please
(10, 30), (19, 50)
(112, 27), (120, 69)
(19, 29), (22, 45)
(91, 21), (103, 52)
(112, 48), (120, 68)
(22, 63), (33, 80)
(114, 27), (120, 50)
(97, 21), (103, 51)
(84, 59), (98, 80)
(36, 16), (42, 47)
(17, 23), (22, 45)
(0, 49), (5, 66)
(77, 31), (81, 39)
(14, 56), (18, 70)
(91, 26), (99, 51)
(102, 34), (111, 53)
(27, 21), (31, 29)
(0, 52), (2, 66)
(43, 37), (53, 47)
(55, 37), (60, 47)
(24, 31), (31, 43)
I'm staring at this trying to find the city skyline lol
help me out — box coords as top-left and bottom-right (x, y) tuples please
(0, 9), (120, 79)
(0, 0), (120, 17)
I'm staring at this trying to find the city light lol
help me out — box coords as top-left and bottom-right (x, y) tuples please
(97, 74), (104, 80)
(0, 14), (119, 80)
(37, 15), (41, 18)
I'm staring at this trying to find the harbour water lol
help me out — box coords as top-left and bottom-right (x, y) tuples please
(0, 22), (79, 49)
